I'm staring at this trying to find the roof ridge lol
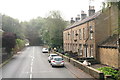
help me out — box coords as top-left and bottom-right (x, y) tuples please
(64, 11), (101, 31)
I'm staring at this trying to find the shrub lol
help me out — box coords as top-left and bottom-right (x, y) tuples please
(97, 67), (120, 80)
(16, 39), (25, 50)
(2, 32), (16, 53)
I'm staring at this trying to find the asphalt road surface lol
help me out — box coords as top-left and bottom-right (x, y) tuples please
(0, 46), (77, 79)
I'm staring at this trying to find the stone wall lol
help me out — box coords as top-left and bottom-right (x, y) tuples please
(56, 52), (104, 79)
(99, 48), (119, 68)
(95, 5), (119, 62)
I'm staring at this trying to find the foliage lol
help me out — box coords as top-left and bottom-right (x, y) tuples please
(41, 11), (68, 48)
(97, 67), (120, 80)
(16, 39), (25, 50)
(2, 10), (68, 48)
(2, 32), (16, 53)
(21, 10), (68, 47)
(21, 17), (45, 46)
(2, 15), (24, 38)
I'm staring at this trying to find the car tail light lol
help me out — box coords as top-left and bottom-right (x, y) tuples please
(52, 61), (55, 62)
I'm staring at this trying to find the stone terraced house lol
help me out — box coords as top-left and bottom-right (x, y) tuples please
(63, 5), (120, 69)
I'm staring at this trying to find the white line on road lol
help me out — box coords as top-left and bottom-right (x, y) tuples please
(30, 66), (33, 73)
(29, 47), (35, 79)
(31, 61), (33, 66)
(30, 74), (32, 79)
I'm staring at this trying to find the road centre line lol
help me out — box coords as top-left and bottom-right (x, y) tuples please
(31, 61), (33, 66)
(30, 74), (32, 79)
(29, 47), (35, 79)
(30, 67), (33, 73)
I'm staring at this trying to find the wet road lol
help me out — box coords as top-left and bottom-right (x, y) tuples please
(0, 46), (76, 79)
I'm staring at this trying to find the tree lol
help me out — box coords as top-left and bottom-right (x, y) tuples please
(2, 32), (16, 53)
(21, 17), (45, 45)
(2, 15), (24, 39)
(42, 11), (68, 48)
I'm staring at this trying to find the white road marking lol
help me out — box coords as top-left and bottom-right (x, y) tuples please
(30, 74), (32, 79)
(30, 67), (33, 73)
(29, 47), (35, 79)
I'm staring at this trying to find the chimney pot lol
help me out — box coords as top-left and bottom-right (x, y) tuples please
(75, 14), (80, 22)
(81, 10), (87, 20)
(88, 6), (95, 16)
(70, 17), (75, 24)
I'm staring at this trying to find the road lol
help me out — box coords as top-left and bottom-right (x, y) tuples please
(0, 46), (77, 79)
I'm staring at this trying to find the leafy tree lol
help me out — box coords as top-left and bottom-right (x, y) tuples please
(2, 15), (24, 38)
(15, 39), (25, 52)
(42, 11), (68, 48)
(1, 11), (68, 48)
(2, 32), (16, 53)
(21, 17), (45, 45)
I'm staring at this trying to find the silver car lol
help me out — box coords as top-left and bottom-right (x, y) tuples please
(50, 56), (64, 67)
(48, 54), (58, 63)
(42, 48), (49, 53)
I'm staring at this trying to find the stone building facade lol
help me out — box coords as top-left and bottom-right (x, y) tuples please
(63, 6), (101, 59)
(63, 5), (120, 69)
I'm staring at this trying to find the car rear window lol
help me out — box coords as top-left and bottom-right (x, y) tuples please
(54, 58), (63, 61)
(51, 55), (57, 57)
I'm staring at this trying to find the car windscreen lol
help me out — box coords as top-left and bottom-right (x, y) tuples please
(54, 58), (63, 61)
(51, 55), (57, 57)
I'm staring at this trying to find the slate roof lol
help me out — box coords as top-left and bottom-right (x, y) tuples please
(98, 34), (118, 49)
(64, 11), (101, 31)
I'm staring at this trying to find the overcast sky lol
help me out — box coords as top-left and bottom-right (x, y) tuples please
(0, 0), (104, 21)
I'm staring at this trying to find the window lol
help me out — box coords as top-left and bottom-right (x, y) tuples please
(84, 45), (87, 57)
(75, 30), (78, 37)
(73, 31), (74, 39)
(79, 29), (82, 40)
(90, 26), (93, 40)
(85, 28), (87, 39)
(90, 26), (92, 31)
(90, 45), (94, 57)
(83, 28), (85, 39)
(68, 32), (69, 40)
(79, 44), (82, 55)
(83, 28), (87, 40)
(90, 33), (93, 40)
(84, 44), (88, 57)
(73, 44), (74, 52)
(66, 33), (67, 40)
(76, 44), (77, 52)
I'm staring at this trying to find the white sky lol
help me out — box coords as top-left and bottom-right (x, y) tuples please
(0, 0), (104, 22)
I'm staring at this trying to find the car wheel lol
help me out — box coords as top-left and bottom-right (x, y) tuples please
(51, 64), (54, 67)
(51, 63), (54, 67)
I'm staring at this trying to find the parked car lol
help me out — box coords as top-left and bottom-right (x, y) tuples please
(50, 56), (64, 67)
(48, 53), (58, 62)
(42, 48), (49, 53)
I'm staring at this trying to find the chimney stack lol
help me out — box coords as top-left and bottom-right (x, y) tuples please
(81, 10), (87, 20)
(70, 17), (75, 24)
(75, 14), (80, 22)
(88, 6), (95, 16)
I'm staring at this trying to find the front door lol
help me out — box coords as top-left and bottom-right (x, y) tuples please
(84, 45), (87, 57)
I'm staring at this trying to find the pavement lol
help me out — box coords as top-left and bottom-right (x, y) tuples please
(65, 61), (94, 79)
